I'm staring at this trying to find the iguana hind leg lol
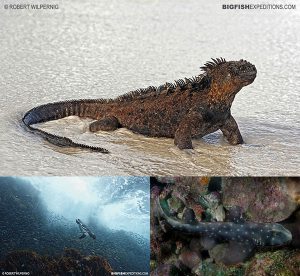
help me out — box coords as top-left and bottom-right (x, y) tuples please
(220, 115), (243, 145)
(174, 126), (192, 149)
(89, 116), (120, 132)
(174, 111), (203, 149)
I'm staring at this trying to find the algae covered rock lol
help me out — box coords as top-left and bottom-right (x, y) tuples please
(178, 249), (201, 271)
(0, 249), (113, 275)
(209, 242), (254, 265)
(222, 177), (298, 223)
(245, 249), (300, 276)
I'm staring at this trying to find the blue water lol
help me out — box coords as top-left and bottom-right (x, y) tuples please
(0, 176), (150, 272)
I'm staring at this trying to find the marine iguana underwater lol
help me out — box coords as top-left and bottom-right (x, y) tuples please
(22, 58), (257, 153)
(76, 219), (96, 240)
(156, 197), (292, 264)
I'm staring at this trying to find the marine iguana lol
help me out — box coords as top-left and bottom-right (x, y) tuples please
(156, 197), (292, 252)
(76, 219), (96, 240)
(22, 58), (257, 153)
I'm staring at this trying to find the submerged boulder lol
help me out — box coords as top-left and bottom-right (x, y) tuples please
(222, 177), (299, 223)
(0, 249), (113, 275)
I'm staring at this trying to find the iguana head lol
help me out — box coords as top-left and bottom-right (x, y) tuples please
(201, 58), (257, 88)
(201, 58), (257, 105)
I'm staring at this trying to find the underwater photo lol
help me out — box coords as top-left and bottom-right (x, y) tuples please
(0, 176), (150, 275)
(150, 177), (300, 275)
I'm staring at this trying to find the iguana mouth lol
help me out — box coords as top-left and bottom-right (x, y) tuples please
(242, 70), (257, 77)
(240, 70), (257, 83)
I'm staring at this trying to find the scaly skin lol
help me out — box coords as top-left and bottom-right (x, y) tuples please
(22, 58), (257, 153)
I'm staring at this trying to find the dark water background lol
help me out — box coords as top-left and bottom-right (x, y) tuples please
(0, 177), (150, 272)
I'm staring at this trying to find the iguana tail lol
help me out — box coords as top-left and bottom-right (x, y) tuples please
(22, 100), (110, 153)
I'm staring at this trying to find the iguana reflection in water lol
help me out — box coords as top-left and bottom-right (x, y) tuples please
(76, 219), (96, 240)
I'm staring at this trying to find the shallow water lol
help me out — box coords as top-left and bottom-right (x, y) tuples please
(0, 0), (299, 175)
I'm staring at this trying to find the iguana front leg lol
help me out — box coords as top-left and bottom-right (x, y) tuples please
(220, 115), (243, 145)
(174, 111), (204, 149)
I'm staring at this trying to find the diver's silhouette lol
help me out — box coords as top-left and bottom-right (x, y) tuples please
(76, 219), (96, 239)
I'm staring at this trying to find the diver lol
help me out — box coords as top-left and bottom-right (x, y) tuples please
(76, 219), (96, 240)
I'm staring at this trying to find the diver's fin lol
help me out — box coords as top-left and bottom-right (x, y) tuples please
(88, 232), (96, 239)
(79, 234), (86, 239)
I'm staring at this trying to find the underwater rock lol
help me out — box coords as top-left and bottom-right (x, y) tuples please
(222, 177), (299, 223)
(172, 177), (209, 202)
(0, 248), (113, 275)
(209, 242), (254, 265)
(153, 177), (209, 206)
(156, 240), (174, 263)
(167, 196), (185, 214)
(0, 250), (51, 274)
(198, 191), (225, 222)
(198, 249), (300, 276)
(225, 205), (245, 223)
(245, 249), (300, 276)
(199, 236), (217, 250)
(181, 207), (197, 224)
(208, 202), (225, 222)
(155, 177), (176, 184)
(151, 264), (181, 276)
(151, 185), (161, 199)
(286, 177), (300, 204)
(282, 208), (300, 248)
(189, 238), (203, 254)
(178, 249), (201, 272)
(200, 192), (221, 209)
(186, 203), (204, 222)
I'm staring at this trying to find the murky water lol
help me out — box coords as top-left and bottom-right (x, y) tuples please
(0, 0), (299, 175)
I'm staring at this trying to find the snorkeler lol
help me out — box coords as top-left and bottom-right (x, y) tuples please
(76, 219), (96, 240)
